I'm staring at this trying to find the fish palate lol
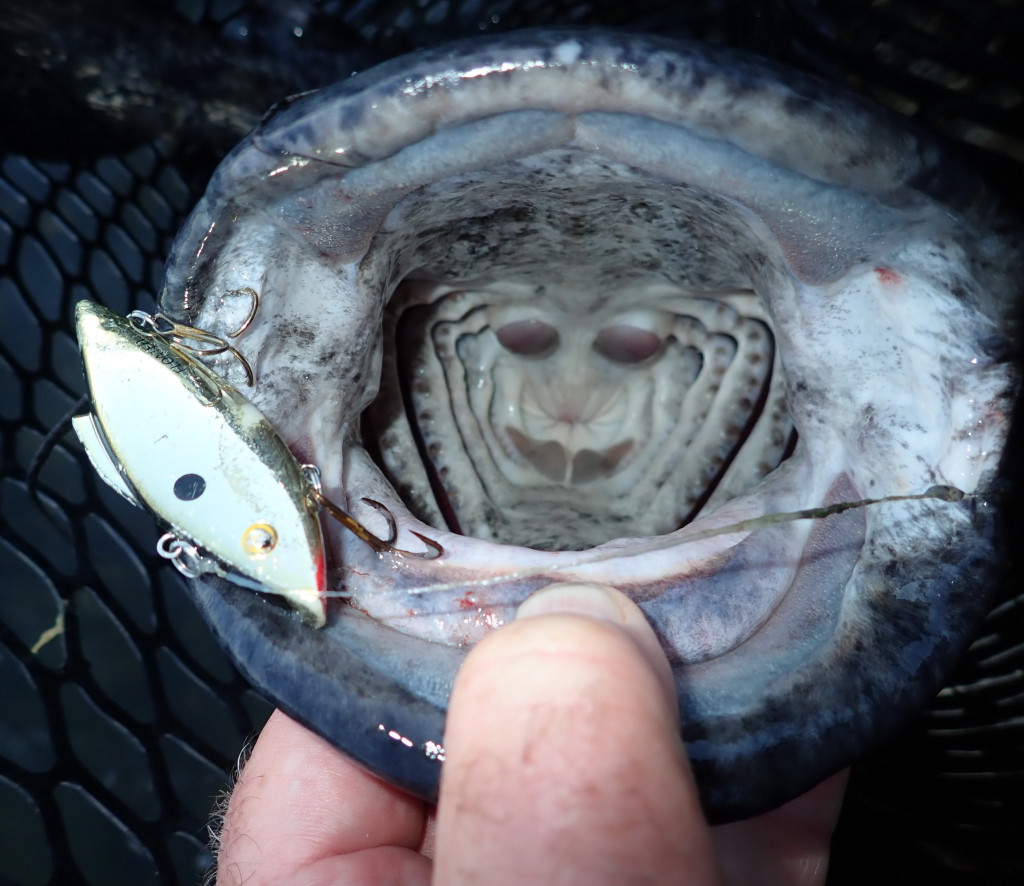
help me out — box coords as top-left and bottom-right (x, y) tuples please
(151, 30), (1019, 820)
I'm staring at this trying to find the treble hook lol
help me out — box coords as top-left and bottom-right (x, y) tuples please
(360, 498), (400, 544)
(128, 289), (258, 387)
(358, 497), (445, 558)
(304, 478), (443, 560)
(223, 287), (260, 339)
(309, 487), (444, 559)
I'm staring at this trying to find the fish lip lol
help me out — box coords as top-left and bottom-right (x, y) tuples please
(163, 30), (1018, 820)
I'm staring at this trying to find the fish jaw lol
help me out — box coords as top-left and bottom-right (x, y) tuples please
(160, 31), (1018, 820)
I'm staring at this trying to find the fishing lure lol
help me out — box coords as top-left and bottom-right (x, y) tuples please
(71, 300), (439, 628)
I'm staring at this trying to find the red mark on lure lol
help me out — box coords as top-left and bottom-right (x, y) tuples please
(313, 547), (328, 621)
(874, 267), (903, 287)
(315, 549), (326, 590)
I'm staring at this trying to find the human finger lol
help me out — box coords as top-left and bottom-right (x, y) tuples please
(711, 768), (848, 886)
(215, 709), (430, 886)
(433, 583), (724, 886)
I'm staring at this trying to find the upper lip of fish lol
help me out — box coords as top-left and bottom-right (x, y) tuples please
(159, 30), (1018, 818)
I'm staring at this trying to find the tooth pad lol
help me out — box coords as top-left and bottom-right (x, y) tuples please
(0, 3), (1023, 886)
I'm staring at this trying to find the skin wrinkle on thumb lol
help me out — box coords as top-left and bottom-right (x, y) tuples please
(434, 583), (723, 886)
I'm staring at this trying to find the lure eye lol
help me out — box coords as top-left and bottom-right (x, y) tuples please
(242, 523), (278, 557)
(173, 473), (206, 501)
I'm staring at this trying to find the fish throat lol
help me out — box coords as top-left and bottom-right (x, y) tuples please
(363, 155), (793, 551)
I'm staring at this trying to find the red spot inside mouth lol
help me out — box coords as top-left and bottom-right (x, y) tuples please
(288, 435), (316, 464)
(457, 591), (477, 609)
(874, 267), (903, 287)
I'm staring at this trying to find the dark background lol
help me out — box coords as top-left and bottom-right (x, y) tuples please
(0, 1), (1022, 884)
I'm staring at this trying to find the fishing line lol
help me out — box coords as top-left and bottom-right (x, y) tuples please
(395, 484), (974, 596)
(26, 392), (91, 511)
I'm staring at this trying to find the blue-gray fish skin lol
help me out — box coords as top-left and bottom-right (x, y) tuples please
(161, 30), (1020, 821)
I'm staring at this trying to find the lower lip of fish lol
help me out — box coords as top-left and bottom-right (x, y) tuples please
(165, 32), (1016, 818)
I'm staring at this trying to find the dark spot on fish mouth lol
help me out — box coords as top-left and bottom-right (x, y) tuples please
(163, 30), (1020, 821)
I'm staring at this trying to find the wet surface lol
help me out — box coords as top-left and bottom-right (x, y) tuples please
(0, 1), (1022, 883)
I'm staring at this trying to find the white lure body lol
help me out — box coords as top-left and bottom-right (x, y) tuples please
(72, 300), (328, 626)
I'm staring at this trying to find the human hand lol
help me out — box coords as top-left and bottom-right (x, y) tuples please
(214, 583), (847, 885)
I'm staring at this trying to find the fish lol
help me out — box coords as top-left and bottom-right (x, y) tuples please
(149, 30), (1019, 821)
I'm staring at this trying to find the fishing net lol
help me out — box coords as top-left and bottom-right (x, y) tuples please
(0, 1), (1021, 883)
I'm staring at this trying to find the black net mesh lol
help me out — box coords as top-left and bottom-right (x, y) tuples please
(0, 2), (1021, 884)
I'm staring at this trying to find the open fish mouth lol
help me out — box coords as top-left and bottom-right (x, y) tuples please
(161, 30), (1019, 820)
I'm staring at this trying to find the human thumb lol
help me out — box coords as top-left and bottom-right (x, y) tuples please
(434, 582), (722, 886)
